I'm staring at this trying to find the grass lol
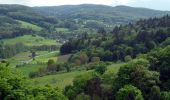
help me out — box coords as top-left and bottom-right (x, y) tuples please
(9, 52), (72, 78)
(2, 35), (58, 46)
(7, 51), (32, 68)
(7, 51), (58, 68)
(31, 51), (58, 64)
(17, 64), (46, 76)
(57, 54), (72, 63)
(15, 51), (59, 76)
(55, 28), (69, 32)
(18, 20), (42, 31)
(106, 63), (125, 74)
(29, 63), (124, 90)
(29, 70), (91, 90)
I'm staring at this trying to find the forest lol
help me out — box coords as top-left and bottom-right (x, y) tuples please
(58, 15), (170, 100)
(0, 4), (170, 100)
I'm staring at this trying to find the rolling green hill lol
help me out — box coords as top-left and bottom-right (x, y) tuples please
(2, 35), (57, 46)
(0, 35), (60, 59)
(34, 4), (170, 25)
(18, 20), (42, 31)
(0, 4), (58, 39)
(1, 3), (170, 100)
(1, 4), (170, 40)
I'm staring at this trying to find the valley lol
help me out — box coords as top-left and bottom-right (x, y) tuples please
(0, 3), (170, 100)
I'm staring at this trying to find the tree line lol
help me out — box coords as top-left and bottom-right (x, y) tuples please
(0, 62), (68, 100)
(64, 46), (170, 100)
(60, 15), (170, 62)
(0, 41), (59, 59)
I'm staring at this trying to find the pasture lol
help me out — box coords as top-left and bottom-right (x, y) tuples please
(29, 63), (124, 90)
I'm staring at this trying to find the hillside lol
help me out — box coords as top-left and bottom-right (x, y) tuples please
(1, 3), (170, 100)
(0, 4), (58, 39)
(34, 4), (170, 25)
(0, 4), (58, 27)
(57, 14), (170, 100)
(1, 4), (170, 40)
(60, 15), (170, 62)
(2, 35), (57, 46)
(0, 35), (60, 59)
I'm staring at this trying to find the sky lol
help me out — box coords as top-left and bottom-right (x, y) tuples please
(0, 0), (170, 11)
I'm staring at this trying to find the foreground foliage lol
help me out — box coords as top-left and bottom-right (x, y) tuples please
(62, 46), (170, 100)
(0, 63), (67, 100)
(116, 85), (143, 100)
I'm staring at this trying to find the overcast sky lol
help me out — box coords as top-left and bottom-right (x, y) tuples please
(0, 0), (170, 11)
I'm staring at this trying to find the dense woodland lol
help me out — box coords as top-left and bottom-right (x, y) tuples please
(0, 4), (170, 100)
(59, 15), (170, 100)
(60, 15), (170, 61)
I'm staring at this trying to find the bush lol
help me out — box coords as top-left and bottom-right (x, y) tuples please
(149, 86), (161, 100)
(28, 86), (68, 100)
(161, 91), (170, 100)
(124, 55), (132, 62)
(116, 85), (144, 100)
(94, 64), (107, 75)
(47, 59), (55, 66)
(115, 59), (159, 98)
(64, 72), (94, 99)
(29, 71), (39, 78)
(85, 61), (108, 71)
(76, 93), (90, 100)
(69, 52), (89, 65)
(91, 57), (100, 62)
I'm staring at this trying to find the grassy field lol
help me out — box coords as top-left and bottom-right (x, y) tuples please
(2, 35), (58, 46)
(57, 54), (72, 63)
(106, 63), (125, 74)
(55, 28), (69, 32)
(18, 20), (42, 31)
(8, 51), (58, 68)
(29, 70), (91, 89)
(7, 51), (59, 78)
(31, 51), (58, 64)
(17, 64), (46, 76)
(29, 63), (124, 90)
(7, 52), (31, 68)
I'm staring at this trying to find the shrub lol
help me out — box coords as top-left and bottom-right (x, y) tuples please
(47, 59), (55, 66)
(124, 55), (132, 62)
(149, 86), (161, 100)
(91, 57), (100, 62)
(76, 93), (90, 100)
(161, 91), (170, 100)
(116, 85), (144, 100)
(95, 64), (107, 75)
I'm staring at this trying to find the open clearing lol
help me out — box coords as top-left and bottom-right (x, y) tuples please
(18, 20), (42, 31)
(29, 63), (124, 90)
(8, 51), (58, 68)
(15, 51), (59, 76)
(2, 35), (58, 46)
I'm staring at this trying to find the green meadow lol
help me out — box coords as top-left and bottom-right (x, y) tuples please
(2, 35), (58, 46)
(18, 20), (42, 31)
(29, 63), (124, 90)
